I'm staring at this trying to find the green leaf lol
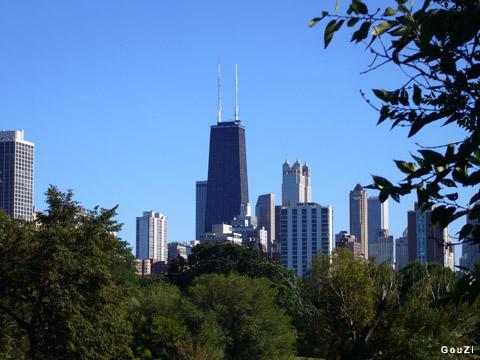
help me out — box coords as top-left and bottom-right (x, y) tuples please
(347, 17), (360, 27)
(379, 190), (389, 203)
(308, 12), (329, 27)
(469, 190), (480, 205)
(324, 20), (337, 48)
(446, 193), (458, 201)
(413, 85), (422, 105)
(419, 149), (445, 166)
(459, 224), (474, 240)
(445, 143), (455, 162)
(382, 7), (397, 16)
(440, 179), (456, 187)
(372, 21), (397, 36)
(394, 160), (417, 175)
(371, 175), (393, 189)
(372, 89), (390, 102)
(351, 21), (371, 43)
(356, 2), (368, 15)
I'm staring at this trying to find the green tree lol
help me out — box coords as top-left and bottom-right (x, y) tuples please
(187, 273), (296, 360)
(126, 280), (225, 360)
(0, 187), (133, 360)
(301, 248), (479, 359)
(166, 242), (301, 319)
(310, 0), (480, 301)
(301, 248), (396, 359)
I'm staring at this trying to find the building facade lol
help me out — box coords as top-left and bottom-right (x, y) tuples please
(196, 180), (208, 239)
(335, 231), (361, 259)
(459, 213), (480, 272)
(200, 224), (243, 245)
(369, 229), (394, 266)
(279, 203), (333, 277)
(136, 211), (168, 261)
(282, 158), (311, 206)
(255, 193), (275, 254)
(204, 120), (249, 232)
(0, 130), (34, 221)
(350, 184), (368, 258)
(368, 196), (389, 244)
(395, 229), (409, 270)
(407, 203), (454, 270)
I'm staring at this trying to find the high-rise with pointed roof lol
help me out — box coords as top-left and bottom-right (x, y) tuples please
(282, 158), (311, 206)
(350, 184), (368, 258)
(204, 65), (249, 232)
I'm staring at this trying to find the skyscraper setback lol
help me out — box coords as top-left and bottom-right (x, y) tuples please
(0, 130), (34, 221)
(204, 65), (249, 232)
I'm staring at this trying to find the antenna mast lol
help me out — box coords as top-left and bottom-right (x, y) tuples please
(217, 64), (222, 123)
(234, 64), (239, 122)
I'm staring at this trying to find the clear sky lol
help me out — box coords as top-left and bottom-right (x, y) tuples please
(0, 1), (472, 262)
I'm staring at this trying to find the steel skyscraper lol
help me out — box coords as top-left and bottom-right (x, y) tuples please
(204, 65), (249, 232)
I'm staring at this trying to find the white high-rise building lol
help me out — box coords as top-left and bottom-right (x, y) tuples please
(136, 211), (168, 261)
(279, 203), (333, 277)
(282, 158), (311, 206)
(0, 130), (34, 221)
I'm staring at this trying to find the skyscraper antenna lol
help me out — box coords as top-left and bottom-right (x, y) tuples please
(218, 64), (222, 123)
(234, 64), (240, 122)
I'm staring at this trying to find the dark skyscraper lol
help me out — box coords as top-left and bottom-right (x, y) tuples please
(205, 121), (249, 232)
(204, 65), (249, 232)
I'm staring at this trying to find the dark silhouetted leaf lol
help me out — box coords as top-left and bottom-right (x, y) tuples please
(324, 20), (337, 48)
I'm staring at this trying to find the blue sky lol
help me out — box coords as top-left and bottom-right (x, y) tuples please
(0, 1), (471, 262)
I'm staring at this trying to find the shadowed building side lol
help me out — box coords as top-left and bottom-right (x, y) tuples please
(204, 122), (249, 232)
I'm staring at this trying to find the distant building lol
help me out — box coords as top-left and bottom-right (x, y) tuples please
(231, 203), (267, 251)
(0, 130), (34, 221)
(255, 193), (275, 254)
(459, 212), (480, 272)
(168, 242), (188, 262)
(335, 231), (361, 259)
(200, 224), (243, 245)
(196, 180), (208, 238)
(136, 211), (168, 261)
(350, 184), (368, 258)
(395, 228), (409, 270)
(368, 196), (389, 244)
(407, 203), (454, 270)
(279, 203), (333, 277)
(369, 229), (394, 266)
(167, 240), (200, 263)
(282, 158), (311, 206)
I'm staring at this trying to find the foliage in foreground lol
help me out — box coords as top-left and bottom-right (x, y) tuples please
(310, 0), (480, 302)
(300, 248), (479, 360)
(0, 186), (134, 360)
(1, 189), (479, 359)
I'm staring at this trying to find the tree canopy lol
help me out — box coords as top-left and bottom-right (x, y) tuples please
(0, 186), (133, 360)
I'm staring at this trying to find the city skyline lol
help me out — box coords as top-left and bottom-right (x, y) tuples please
(0, 1), (473, 265)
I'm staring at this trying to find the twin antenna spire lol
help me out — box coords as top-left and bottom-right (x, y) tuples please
(217, 64), (240, 124)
